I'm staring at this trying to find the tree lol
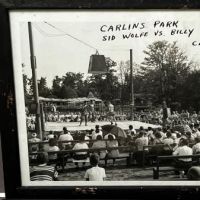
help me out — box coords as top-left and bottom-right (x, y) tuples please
(38, 77), (50, 97)
(88, 57), (119, 101)
(180, 70), (200, 111)
(117, 60), (144, 103)
(52, 76), (62, 97)
(62, 72), (84, 89)
(142, 40), (192, 105)
(60, 85), (78, 99)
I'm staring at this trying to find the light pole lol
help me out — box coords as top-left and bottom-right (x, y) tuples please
(130, 49), (134, 120)
(28, 22), (42, 139)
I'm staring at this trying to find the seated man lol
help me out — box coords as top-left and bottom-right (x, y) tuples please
(173, 138), (193, 177)
(84, 154), (106, 181)
(72, 134), (89, 168)
(30, 152), (58, 181)
(58, 127), (73, 149)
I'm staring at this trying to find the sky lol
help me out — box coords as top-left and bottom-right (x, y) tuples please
(19, 11), (200, 87)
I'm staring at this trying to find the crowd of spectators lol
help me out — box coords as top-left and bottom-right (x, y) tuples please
(28, 119), (200, 180)
(27, 108), (200, 181)
(26, 109), (200, 129)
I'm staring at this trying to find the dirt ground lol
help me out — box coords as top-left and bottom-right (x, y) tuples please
(56, 159), (185, 181)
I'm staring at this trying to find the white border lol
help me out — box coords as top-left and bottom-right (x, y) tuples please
(0, 193), (5, 198)
(9, 9), (200, 186)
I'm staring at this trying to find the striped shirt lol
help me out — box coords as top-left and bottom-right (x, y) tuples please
(30, 165), (58, 181)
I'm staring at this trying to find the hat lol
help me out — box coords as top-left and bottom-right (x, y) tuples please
(31, 132), (37, 138)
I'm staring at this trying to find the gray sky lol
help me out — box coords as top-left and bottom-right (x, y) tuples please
(20, 11), (200, 87)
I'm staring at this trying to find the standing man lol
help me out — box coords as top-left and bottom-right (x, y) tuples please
(50, 103), (57, 114)
(88, 100), (95, 122)
(162, 100), (168, 128)
(79, 102), (89, 126)
(107, 101), (116, 125)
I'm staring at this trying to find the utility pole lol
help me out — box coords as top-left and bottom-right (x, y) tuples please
(130, 49), (134, 120)
(28, 22), (42, 139)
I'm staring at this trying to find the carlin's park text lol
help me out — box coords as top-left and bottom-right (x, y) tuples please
(100, 20), (199, 46)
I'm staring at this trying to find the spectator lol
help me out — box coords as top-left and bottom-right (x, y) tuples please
(104, 132), (116, 140)
(46, 138), (59, 163)
(42, 136), (50, 152)
(84, 154), (106, 181)
(185, 131), (195, 144)
(48, 130), (55, 140)
(58, 127), (73, 149)
(157, 127), (165, 138)
(30, 152), (58, 181)
(92, 135), (107, 159)
(106, 134), (119, 165)
(91, 125), (103, 140)
(152, 131), (163, 145)
(127, 125), (137, 139)
(147, 127), (154, 138)
(135, 131), (148, 166)
(28, 120), (35, 130)
(192, 137), (200, 155)
(29, 146), (38, 165)
(29, 132), (41, 143)
(28, 132), (41, 151)
(72, 134), (89, 168)
(173, 138), (193, 177)
(162, 131), (174, 152)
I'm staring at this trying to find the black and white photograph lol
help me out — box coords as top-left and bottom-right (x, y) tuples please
(9, 10), (200, 186)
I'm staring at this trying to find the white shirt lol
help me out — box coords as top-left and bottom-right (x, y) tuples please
(173, 145), (193, 162)
(135, 137), (148, 151)
(163, 138), (174, 150)
(84, 166), (106, 181)
(29, 137), (41, 143)
(195, 131), (200, 138)
(108, 104), (114, 112)
(47, 146), (59, 160)
(91, 131), (103, 140)
(192, 143), (200, 154)
(73, 143), (88, 155)
(104, 133), (116, 140)
(58, 133), (73, 145)
(48, 134), (54, 139)
(128, 129), (137, 135)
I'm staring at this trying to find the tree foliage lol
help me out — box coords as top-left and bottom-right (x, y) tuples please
(142, 40), (192, 105)
(38, 77), (51, 97)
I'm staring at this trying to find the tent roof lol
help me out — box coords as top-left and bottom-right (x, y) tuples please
(39, 97), (102, 103)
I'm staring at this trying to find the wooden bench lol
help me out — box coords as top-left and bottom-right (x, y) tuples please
(29, 138), (126, 146)
(29, 146), (135, 171)
(153, 154), (200, 179)
(142, 144), (173, 167)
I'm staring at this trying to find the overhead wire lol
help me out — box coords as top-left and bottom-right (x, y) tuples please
(33, 22), (130, 53)
(44, 21), (98, 52)
(33, 23), (66, 37)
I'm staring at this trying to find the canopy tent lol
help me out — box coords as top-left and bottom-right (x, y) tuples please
(38, 96), (102, 104)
